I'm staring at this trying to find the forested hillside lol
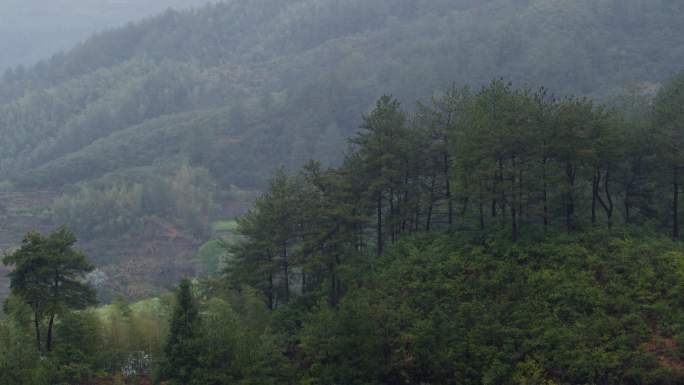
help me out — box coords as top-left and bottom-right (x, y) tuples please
(3, 69), (684, 385)
(1, 0), (684, 305)
(2, 0), (684, 190)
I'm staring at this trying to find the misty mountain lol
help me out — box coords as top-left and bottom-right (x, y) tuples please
(1, 0), (683, 196)
(0, 0), (212, 72)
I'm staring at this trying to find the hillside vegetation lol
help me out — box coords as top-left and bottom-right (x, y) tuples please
(3, 68), (684, 384)
(1, 0), (684, 192)
(3, 4), (684, 382)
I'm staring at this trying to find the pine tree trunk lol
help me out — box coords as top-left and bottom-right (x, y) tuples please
(592, 172), (598, 226)
(282, 246), (290, 304)
(542, 157), (549, 230)
(34, 311), (42, 354)
(268, 273), (274, 310)
(426, 174), (436, 232)
(377, 193), (384, 255)
(46, 314), (55, 352)
(674, 167), (680, 240)
(445, 153), (453, 226)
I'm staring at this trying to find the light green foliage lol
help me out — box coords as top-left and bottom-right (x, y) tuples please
(212, 220), (238, 233)
(170, 164), (218, 238)
(197, 240), (228, 276)
(53, 182), (144, 239)
(51, 164), (218, 239)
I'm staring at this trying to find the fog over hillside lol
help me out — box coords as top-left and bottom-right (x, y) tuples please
(0, 0), (211, 72)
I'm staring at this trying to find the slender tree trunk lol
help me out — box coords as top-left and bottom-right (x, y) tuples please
(34, 311), (42, 354)
(389, 187), (397, 244)
(445, 153), (453, 226)
(268, 273), (274, 310)
(511, 156), (518, 242)
(542, 157), (549, 230)
(596, 168), (614, 229)
(426, 174), (436, 232)
(604, 170), (614, 228)
(674, 167), (680, 240)
(302, 270), (307, 294)
(46, 314), (55, 352)
(282, 246), (290, 304)
(511, 205), (518, 242)
(625, 199), (631, 224)
(329, 261), (338, 308)
(591, 171), (598, 226)
(479, 202), (485, 231)
(565, 162), (575, 232)
(377, 192), (384, 255)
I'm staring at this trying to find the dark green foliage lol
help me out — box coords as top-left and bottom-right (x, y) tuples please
(2, 226), (97, 355)
(221, 72), (684, 385)
(160, 279), (200, 385)
(297, 231), (684, 385)
(0, 297), (44, 385)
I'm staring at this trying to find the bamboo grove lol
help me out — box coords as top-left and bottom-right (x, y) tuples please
(230, 72), (684, 309)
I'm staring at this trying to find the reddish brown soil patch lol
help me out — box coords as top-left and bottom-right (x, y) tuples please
(644, 334), (684, 371)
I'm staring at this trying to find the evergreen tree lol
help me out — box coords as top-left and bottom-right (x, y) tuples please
(2, 226), (97, 354)
(160, 279), (200, 385)
(654, 69), (684, 239)
(349, 95), (409, 255)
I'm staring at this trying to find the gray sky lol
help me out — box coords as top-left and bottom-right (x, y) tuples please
(0, 0), (212, 72)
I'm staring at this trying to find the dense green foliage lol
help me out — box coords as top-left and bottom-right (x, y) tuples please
(2, 2), (684, 382)
(217, 72), (684, 384)
(4, 71), (684, 384)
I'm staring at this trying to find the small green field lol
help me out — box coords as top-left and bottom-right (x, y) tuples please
(212, 220), (238, 232)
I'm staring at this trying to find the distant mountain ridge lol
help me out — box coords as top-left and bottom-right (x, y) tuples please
(0, 0), (212, 73)
(1, 0), (683, 192)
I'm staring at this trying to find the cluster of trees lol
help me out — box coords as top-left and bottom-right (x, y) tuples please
(154, 72), (684, 385)
(7, 230), (684, 385)
(0, 227), (172, 384)
(230, 71), (684, 313)
(52, 164), (218, 239)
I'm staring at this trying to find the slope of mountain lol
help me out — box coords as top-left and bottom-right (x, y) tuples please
(2, 0), (683, 190)
(1, 0), (683, 300)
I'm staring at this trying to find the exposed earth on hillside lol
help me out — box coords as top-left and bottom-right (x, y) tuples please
(0, 190), (256, 303)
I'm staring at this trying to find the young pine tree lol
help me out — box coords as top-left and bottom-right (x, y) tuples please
(159, 279), (200, 385)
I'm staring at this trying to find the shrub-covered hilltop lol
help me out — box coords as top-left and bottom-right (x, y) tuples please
(4, 70), (684, 385)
